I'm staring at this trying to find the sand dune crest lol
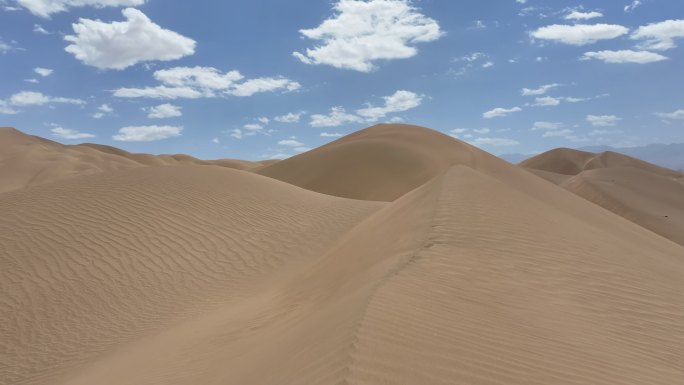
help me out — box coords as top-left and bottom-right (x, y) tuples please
(523, 147), (684, 245)
(2, 125), (684, 385)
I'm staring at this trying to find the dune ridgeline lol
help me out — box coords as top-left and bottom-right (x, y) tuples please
(2, 124), (683, 385)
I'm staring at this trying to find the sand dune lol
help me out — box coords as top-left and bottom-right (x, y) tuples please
(521, 147), (681, 177)
(2, 125), (684, 385)
(0, 127), (141, 193)
(0, 165), (381, 385)
(258, 124), (496, 201)
(0, 127), (268, 193)
(523, 148), (684, 246)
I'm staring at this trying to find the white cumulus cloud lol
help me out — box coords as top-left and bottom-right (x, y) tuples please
(17, 0), (145, 18)
(154, 66), (242, 92)
(64, 8), (196, 70)
(310, 107), (363, 128)
(0, 38), (20, 54)
(310, 89), (424, 127)
(356, 90), (423, 120)
(114, 66), (299, 99)
(564, 10), (603, 20)
(531, 24), (628, 45)
(483, 106), (522, 119)
(243, 123), (263, 131)
(9, 91), (85, 106)
(275, 112), (304, 123)
(34, 67), (53, 77)
(113, 125), (182, 141)
(656, 109), (684, 120)
(229, 77), (301, 97)
(293, 0), (442, 72)
(114, 86), (203, 99)
(624, 1), (642, 13)
(522, 83), (560, 96)
(51, 126), (95, 139)
(278, 138), (305, 147)
(533, 96), (561, 106)
(581, 50), (668, 63)
(92, 103), (113, 119)
(33, 24), (50, 34)
(230, 129), (245, 139)
(145, 103), (182, 119)
(0, 100), (18, 114)
(632, 19), (684, 51)
(587, 115), (622, 127)
(320, 132), (343, 138)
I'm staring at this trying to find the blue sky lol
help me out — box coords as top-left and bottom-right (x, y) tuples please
(1, 0), (683, 160)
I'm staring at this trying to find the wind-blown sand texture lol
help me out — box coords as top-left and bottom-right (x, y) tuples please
(0, 127), (269, 193)
(2, 125), (683, 385)
(522, 148), (684, 246)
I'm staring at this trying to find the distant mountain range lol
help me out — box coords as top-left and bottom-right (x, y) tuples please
(500, 143), (684, 172)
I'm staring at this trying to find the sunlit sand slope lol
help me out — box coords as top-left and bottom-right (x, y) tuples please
(257, 123), (491, 201)
(2, 126), (683, 385)
(0, 127), (268, 193)
(0, 165), (381, 385)
(523, 148), (684, 245)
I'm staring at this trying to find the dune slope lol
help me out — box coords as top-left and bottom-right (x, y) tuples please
(9, 164), (683, 385)
(0, 127), (142, 193)
(257, 124), (487, 201)
(0, 165), (381, 385)
(523, 148), (684, 245)
(0, 128), (268, 193)
(2, 125), (684, 385)
(521, 147), (681, 177)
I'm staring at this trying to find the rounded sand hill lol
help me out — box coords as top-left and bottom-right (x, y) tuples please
(2, 125), (684, 385)
(258, 124), (491, 201)
(523, 147), (684, 245)
(0, 127), (269, 193)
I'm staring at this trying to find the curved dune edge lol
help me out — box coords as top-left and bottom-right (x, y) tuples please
(256, 124), (485, 201)
(0, 165), (383, 385)
(2, 125), (684, 385)
(0, 127), (270, 194)
(3, 163), (684, 385)
(523, 148), (684, 246)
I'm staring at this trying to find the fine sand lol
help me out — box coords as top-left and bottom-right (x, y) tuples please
(0, 127), (269, 193)
(522, 148), (684, 246)
(2, 125), (683, 385)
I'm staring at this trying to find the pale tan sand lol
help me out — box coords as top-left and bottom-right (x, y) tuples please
(0, 165), (381, 385)
(0, 127), (141, 193)
(257, 123), (498, 201)
(523, 148), (684, 246)
(0, 127), (268, 193)
(2, 125), (684, 385)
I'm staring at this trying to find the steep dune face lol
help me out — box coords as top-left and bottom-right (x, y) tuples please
(523, 148), (684, 245)
(3, 125), (684, 385)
